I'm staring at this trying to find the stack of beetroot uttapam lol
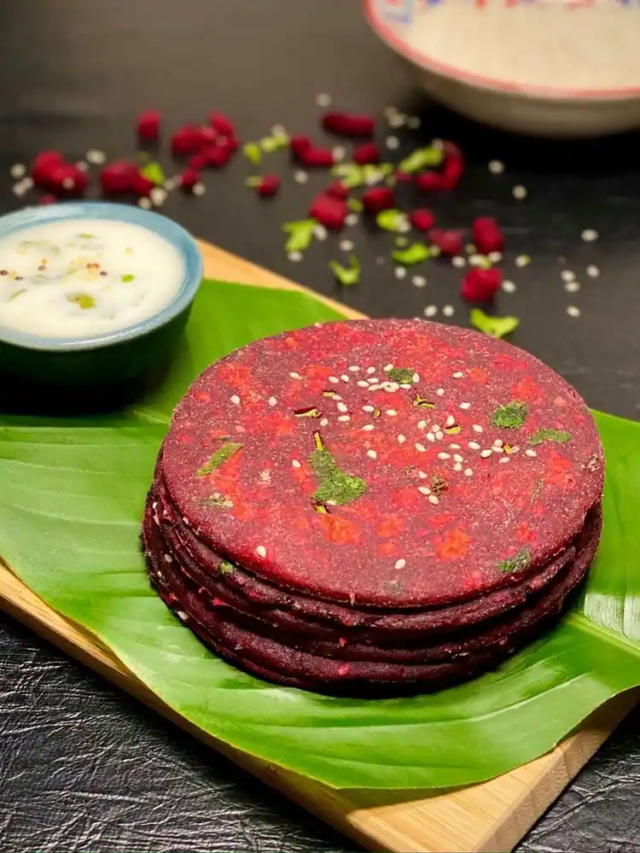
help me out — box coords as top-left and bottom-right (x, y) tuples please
(142, 319), (604, 695)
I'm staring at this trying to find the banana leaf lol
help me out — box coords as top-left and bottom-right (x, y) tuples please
(1, 278), (640, 790)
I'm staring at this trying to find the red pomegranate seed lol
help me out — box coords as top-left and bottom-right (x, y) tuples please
(461, 267), (503, 302)
(256, 174), (281, 198)
(171, 125), (204, 157)
(196, 126), (218, 147)
(410, 208), (436, 232)
(430, 228), (462, 257)
(326, 181), (349, 200)
(322, 111), (375, 138)
(440, 141), (464, 189)
(395, 170), (413, 183)
(353, 143), (380, 165)
(189, 153), (207, 169)
(31, 151), (64, 188)
(209, 112), (235, 137)
(100, 160), (138, 195)
(38, 194), (57, 206)
(179, 168), (200, 192)
(299, 147), (335, 168)
(137, 110), (161, 141)
(217, 136), (239, 155)
(416, 171), (444, 192)
(200, 144), (234, 169)
(309, 193), (347, 231)
(472, 217), (504, 254)
(290, 135), (312, 159)
(131, 171), (156, 197)
(49, 164), (88, 196)
(362, 187), (395, 214)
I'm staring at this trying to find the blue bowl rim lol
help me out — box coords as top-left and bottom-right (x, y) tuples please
(0, 202), (203, 352)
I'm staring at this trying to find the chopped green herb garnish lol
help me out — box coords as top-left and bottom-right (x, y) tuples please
(332, 163), (365, 189)
(376, 209), (409, 233)
(322, 390), (338, 398)
(496, 548), (531, 574)
(294, 407), (322, 418)
(395, 236), (409, 247)
(413, 395), (435, 408)
(243, 142), (263, 165)
(219, 561), (235, 574)
(201, 494), (233, 509)
(309, 437), (366, 507)
(282, 219), (316, 253)
(530, 478), (544, 504)
(363, 163), (394, 184)
(372, 408), (382, 418)
(431, 475), (448, 496)
(491, 401), (528, 429)
(260, 130), (289, 152)
(529, 428), (572, 446)
(398, 146), (443, 174)
(329, 255), (361, 286)
(392, 243), (430, 265)
(470, 309), (519, 340)
(140, 161), (165, 186)
(121, 274), (135, 282)
(444, 425), (461, 435)
(196, 442), (243, 477)
(313, 503), (328, 514)
(387, 367), (415, 384)
(347, 198), (363, 212)
(68, 294), (95, 310)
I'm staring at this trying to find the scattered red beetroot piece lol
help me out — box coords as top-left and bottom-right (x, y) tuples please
(322, 111), (375, 138)
(416, 171), (444, 192)
(410, 208), (436, 232)
(131, 170), (156, 197)
(461, 267), (503, 302)
(326, 180), (349, 200)
(353, 143), (380, 165)
(31, 151), (64, 188)
(200, 144), (234, 169)
(299, 147), (335, 168)
(100, 160), (138, 195)
(290, 135), (312, 159)
(209, 112), (235, 138)
(49, 164), (88, 196)
(38, 194), (57, 206)
(472, 217), (504, 254)
(137, 110), (161, 142)
(171, 125), (204, 157)
(179, 168), (200, 192)
(395, 170), (413, 184)
(309, 193), (347, 230)
(255, 174), (281, 198)
(362, 187), (395, 214)
(429, 228), (463, 257)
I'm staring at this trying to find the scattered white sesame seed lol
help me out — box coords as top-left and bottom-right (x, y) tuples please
(567, 305), (581, 318)
(454, 462), (463, 472)
(193, 183), (206, 196)
(338, 238), (355, 253)
(492, 446), (504, 453)
(357, 380), (369, 387)
(488, 251), (502, 264)
(388, 112), (407, 128)
(464, 468), (473, 477)
(466, 243), (476, 254)
(384, 363), (393, 372)
(367, 449), (378, 459)
(488, 160), (504, 174)
(426, 432), (435, 442)
(21, 177), (34, 190)
(12, 184), (25, 197)
(320, 418), (329, 426)
(418, 486), (431, 496)
(138, 197), (152, 209)
(398, 434), (406, 444)
(341, 374), (350, 382)
(444, 415), (454, 426)
(368, 384), (381, 392)
(337, 402), (348, 412)
(453, 454), (463, 463)
(386, 409), (398, 417)
(472, 424), (483, 433)
(452, 372), (464, 379)
(292, 459), (301, 468)
(345, 213), (359, 227)
(418, 471), (428, 479)
(480, 449), (493, 458)
(561, 270), (575, 282)
(435, 430), (444, 440)
(294, 170), (309, 184)
(438, 452), (450, 460)
(442, 305), (455, 317)
(313, 224), (328, 241)
(230, 395), (240, 405)
(526, 449), (537, 457)
(86, 149), (106, 164)
(449, 443), (461, 450)
(424, 305), (438, 318)
(386, 135), (400, 150)
(515, 254), (530, 268)
(366, 366), (376, 375)
(428, 495), (439, 505)
(363, 405), (375, 412)
(493, 439), (503, 447)
(412, 275), (427, 288)
(62, 177), (74, 190)
(392, 558), (407, 572)
(362, 424), (374, 431)
(395, 267), (407, 280)
(418, 420), (427, 429)
(587, 264), (600, 278)
(513, 184), (527, 200)
(337, 415), (351, 422)
(150, 187), (167, 206)
(349, 365), (360, 372)
(581, 229), (598, 242)
(469, 254), (485, 268)
(287, 251), (303, 262)
(452, 256), (466, 269)
(328, 376), (339, 383)
(436, 388), (445, 396)
(509, 445), (520, 453)
(163, 553), (173, 564)
(289, 371), (302, 380)
(333, 394), (342, 400)
(10, 163), (26, 179)
(75, 161), (88, 172)
(431, 423), (441, 432)
(256, 546), (267, 558)
(468, 441), (481, 451)
(499, 456), (510, 464)
(565, 281), (581, 293)
(316, 92), (332, 107)
(332, 146), (347, 162)
(460, 402), (471, 410)
(502, 280), (517, 293)
(268, 396), (277, 407)
(415, 443), (426, 452)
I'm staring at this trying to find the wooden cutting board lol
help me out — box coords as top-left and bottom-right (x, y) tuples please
(0, 239), (636, 853)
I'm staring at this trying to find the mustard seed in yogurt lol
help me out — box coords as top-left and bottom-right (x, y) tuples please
(0, 219), (185, 338)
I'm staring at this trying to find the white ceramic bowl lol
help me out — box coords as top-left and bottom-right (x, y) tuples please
(364, 0), (640, 138)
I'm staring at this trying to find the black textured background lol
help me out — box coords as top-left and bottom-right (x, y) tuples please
(1, 2), (640, 851)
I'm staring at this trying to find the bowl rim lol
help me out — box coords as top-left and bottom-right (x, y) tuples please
(0, 202), (203, 353)
(364, 0), (640, 102)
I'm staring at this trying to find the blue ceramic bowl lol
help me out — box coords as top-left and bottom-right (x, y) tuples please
(0, 202), (203, 386)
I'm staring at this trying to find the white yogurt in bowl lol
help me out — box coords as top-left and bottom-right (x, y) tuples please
(0, 219), (185, 339)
